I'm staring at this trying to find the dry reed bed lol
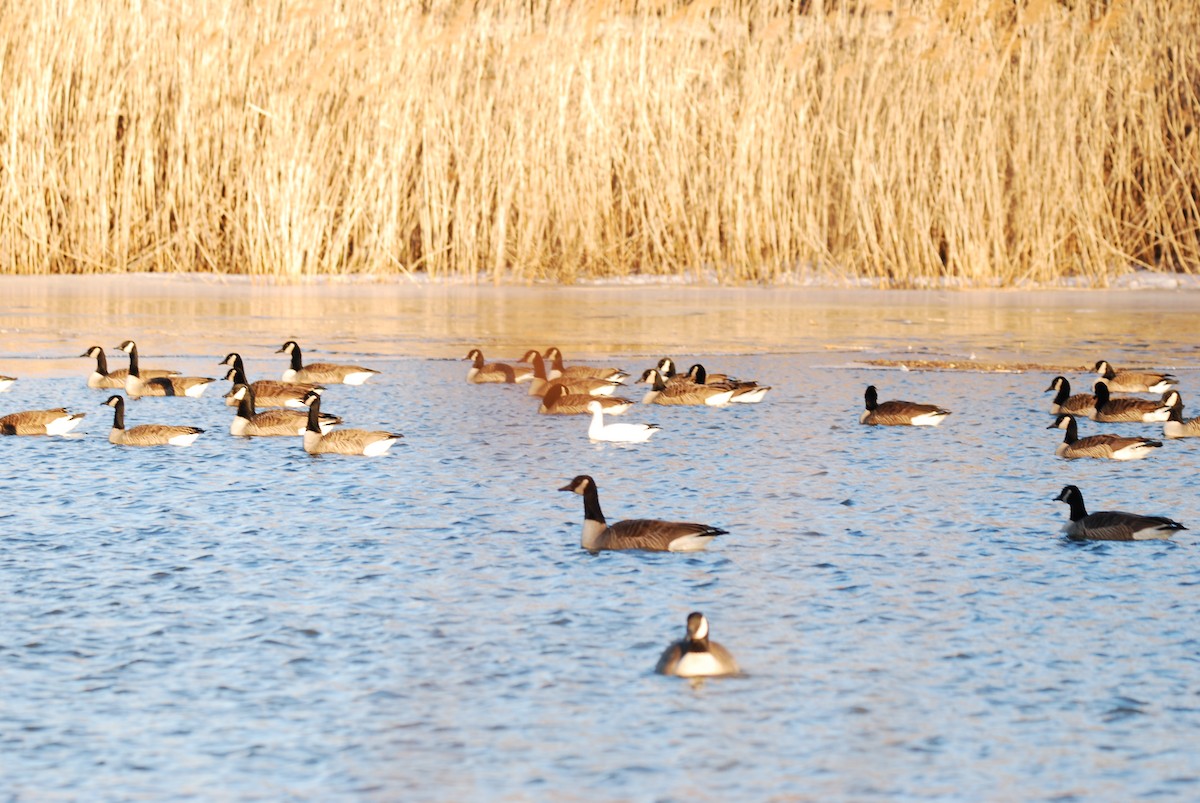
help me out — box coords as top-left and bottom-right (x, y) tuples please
(0, 0), (1196, 285)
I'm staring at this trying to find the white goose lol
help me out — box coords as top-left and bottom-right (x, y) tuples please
(586, 400), (659, 443)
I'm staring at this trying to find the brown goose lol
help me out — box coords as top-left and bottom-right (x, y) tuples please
(0, 408), (85, 436)
(1048, 414), (1162, 460)
(117, 341), (215, 398)
(301, 391), (401, 456)
(558, 474), (728, 552)
(464, 349), (531, 384)
(655, 612), (740, 678)
(277, 341), (379, 385)
(859, 385), (950, 426)
(686, 364), (770, 404)
(523, 351), (621, 398)
(103, 395), (202, 446)
(1093, 360), (1177, 394)
(1162, 392), (1200, 438)
(82, 345), (178, 389)
(541, 347), (628, 382)
(1055, 485), (1186, 541)
(1092, 382), (1171, 423)
(229, 384), (341, 437)
(219, 353), (321, 408)
(538, 383), (634, 415)
(1045, 376), (1096, 418)
(639, 369), (735, 406)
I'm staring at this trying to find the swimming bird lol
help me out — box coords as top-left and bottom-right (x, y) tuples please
(277, 341), (379, 385)
(655, 612), (740, 678)
(586, 400), (659, 443)
(541, 347), (628, 382)
(116, 341), (215, 398)
(301, 391), (401, 456)
(639, 368), (735, 406)
(558, 474), (728, 552)
(1092, 382), (1171, 423)
(686, 364), (770, 403)
(229, 384), (340, 437)
(859, 385), (950, 426)
(1048, 414), (1162, 460)
(1054, 485), (1186, 541)
(523, 351), (622, 397)
(463, 348), (532, 384)
(539, 383), (634, 415)
(1161, 392), (1200, 439)
(0, 408), (85, 436)
(219, 353), (321, 408)
(0, 376), (15, 393)
(81, 345), (178, 389)
(102, 395), (202, 446)
(1045, 376), (1096, 418)
(1093, 360), (1177, 394)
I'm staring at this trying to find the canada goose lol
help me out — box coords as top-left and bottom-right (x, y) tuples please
(1054, 485), (1186, 541)
(639, 369), (735, 406)
(219, 353), (321, 408)
(0, 376), (15, 393)
(1045, 376), (1096, 418)
(654, 357), (694, 387)
(558, 474), (728, 552)
(655, 612), (740, 678)
(1160, 392), (1200, 438)
(301, 391), (401, 456)
(229, 384), (341, 437)
(1092, 382), (1171, 423)
(116, 341), (215, 398)
(539, 382), (635, 415)
(1093, 360), (1177, 394)
(277, 341), (379, 385)
(859, 385), (951, 426)
(102, 395), (202, 446)
(686, 364), (771, 404)
(522, 351), (621, 398)
(81, 345), (178, 389)
(0, 408), (85, 436)
(463, 348), (532, 384)
(586, 400), (659, 443)
(541, 347), (628, 382)
(1048, 414), (1162, 460)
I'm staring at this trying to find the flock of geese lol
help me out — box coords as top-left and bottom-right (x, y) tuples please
(0, 345), (1193, 678)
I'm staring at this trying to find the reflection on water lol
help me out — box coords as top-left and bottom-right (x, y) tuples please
(0, 278), (1198, 799)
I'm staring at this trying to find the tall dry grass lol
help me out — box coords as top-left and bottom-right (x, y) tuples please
(0, 0), (1196, 286)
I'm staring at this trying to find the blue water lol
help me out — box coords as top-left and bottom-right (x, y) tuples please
(1, 353), (1198, 800)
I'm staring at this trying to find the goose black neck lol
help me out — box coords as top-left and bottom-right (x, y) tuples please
(1052, 382), (1069, 405)
(1093, 383), (1110, 409)
(690, 364), (708, 384)
(94, 350), (110, 374)
(126, 345), (140, 377)
(236, 388), (257, 418)
(684, 635), (711, 653)
(1064, 491), (1088, 522)
(306, 394), (322, 433)
(1060, 417), (1078, 444)
(531, 353), (547, 380)
(110, 398), (125, 430)
(289, 346), (304, 372)
(231, 364), (249, 385)
(542, 383), (564, 406)
(864, 386), (879, 411)
(547, 349), (565, 371)
(650, 372), (667, 392)
(1169, 403), (1184, 423)
(581, 483), (606, 524)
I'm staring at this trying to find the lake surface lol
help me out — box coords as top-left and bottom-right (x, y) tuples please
(1, 277), (1198, 800)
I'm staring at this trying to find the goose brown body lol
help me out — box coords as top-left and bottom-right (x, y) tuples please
(522, 351), (621, 397)
(558, 475), (727, 552)
(0, 408), (86, 435)
(639, 369), (735, 406)
(103, 395), (202, 446)
(1049, 414), (1162, 460)
(277, 341), (379, 385)
(1091, 383), (1171, 423)
(539, 383), (634, 415)
(1093, 360), (1177, 394)
(1055, 485), (1186, 541)
(860, 385), (950, 426)
(541, 347), (628, 382)
(301, 392), (401, 455)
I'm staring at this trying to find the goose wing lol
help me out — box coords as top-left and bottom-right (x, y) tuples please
(1069, 434), (1157, 458)
(600, 519), (727, 551)
(1071, 511), (1183, 541)
(869, 400), (948, 425)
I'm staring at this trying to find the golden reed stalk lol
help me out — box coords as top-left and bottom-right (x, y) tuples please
(0, 0), (1195, 286)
